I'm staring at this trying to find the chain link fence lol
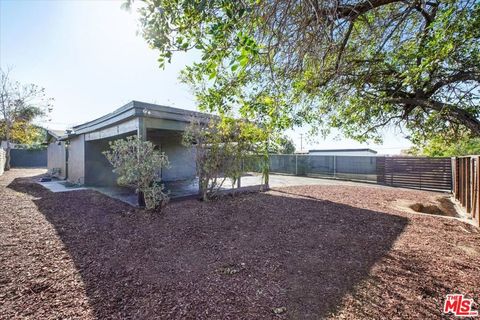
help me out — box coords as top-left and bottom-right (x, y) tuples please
(269, 154), (378, 182)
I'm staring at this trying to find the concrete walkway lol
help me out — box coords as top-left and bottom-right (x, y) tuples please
(240, 174), (377, 189)
(37, 179), (87, 192)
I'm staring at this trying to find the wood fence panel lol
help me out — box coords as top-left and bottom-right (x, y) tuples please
(383, 157), (452, 191)
(376, 157), (386, 185)
(477, 157), (480, 227)
(452, 156), (480, 227)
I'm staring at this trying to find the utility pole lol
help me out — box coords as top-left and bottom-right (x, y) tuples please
(300, 133), (303, 151)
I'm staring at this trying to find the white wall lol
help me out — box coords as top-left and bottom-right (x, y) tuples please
(0, 148), (5, 175)
(68, 135), (85, 184)
(47, 142), (67, 179)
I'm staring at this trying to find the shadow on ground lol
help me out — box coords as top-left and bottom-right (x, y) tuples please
(8, 175), (408, 319)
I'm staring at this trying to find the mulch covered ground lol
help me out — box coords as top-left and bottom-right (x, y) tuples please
(1, 169), (479, 319)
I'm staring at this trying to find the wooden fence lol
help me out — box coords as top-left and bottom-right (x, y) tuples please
(452, 156), (480, 227)
(377, 156), (452, 192)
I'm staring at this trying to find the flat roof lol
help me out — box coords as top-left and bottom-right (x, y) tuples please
(71, 100), (210, 135)
(309, 148), (378, 154)
(47, 129), (66, 138)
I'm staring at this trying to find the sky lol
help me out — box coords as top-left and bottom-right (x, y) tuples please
(0, 0), (411, 154)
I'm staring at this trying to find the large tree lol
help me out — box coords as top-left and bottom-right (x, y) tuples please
(132, 0), (479, 145)
(269, 135), (296, 154)
(407, 135), (480, 157)
(0, 69), (52, 170)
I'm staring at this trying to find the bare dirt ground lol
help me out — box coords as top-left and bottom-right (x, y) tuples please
(1, 168), (479, 319)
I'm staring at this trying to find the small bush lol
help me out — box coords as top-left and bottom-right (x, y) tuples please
(183, 116), (269, 201)
(103, 136), (170, 211)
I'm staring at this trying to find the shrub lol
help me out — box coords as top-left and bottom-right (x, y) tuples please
(103, 136), (170, 211)
(183, 116), (269, 201)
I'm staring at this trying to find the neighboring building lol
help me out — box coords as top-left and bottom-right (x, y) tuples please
(50, 100), (208, 186)
(294, 150), (309, 154)
(308, 148), (378, 156)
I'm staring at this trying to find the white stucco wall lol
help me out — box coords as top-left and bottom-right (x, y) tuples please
(68, 134), (85, 184)
(0, 148), (5, 176)
(47, 142), (67, 179)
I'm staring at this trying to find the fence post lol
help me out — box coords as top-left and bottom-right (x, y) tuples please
(473, 156), (480, 227)
(451, 157), (456, 197)
(295, 154), (298, 176)
(333, 155), (336, 178)
(472, 157), (477, 220)
(466, 158), (471, 213)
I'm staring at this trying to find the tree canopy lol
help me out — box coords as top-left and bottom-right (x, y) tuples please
(407, 135), (480, 157)
(0, 121), (43, 145)
(269, 135), (296, 154)
(132, 0), (480, 145)
(0, 69), (52, 169)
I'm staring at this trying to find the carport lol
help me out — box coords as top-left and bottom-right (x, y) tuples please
(63, 101), (206, 201)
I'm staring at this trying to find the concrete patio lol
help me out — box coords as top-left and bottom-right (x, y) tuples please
(37, 172), (383, 207)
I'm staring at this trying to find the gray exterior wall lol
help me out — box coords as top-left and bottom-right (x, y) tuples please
(47, 142), (67, 179)
(148, 131), (196, 182)
(68, 135), (85, 184)
(10, 149), (47, 168)
(161, 138), (196, 182)
(84, 135), (126, 186)
(80, 131), (195, 186)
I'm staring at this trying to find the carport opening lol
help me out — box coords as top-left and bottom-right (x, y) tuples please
(84, 132), (134, 187)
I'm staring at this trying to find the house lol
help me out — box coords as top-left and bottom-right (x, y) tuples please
(46, 129), (68, 178)
(308, 148), (378, 156)
(45, 129), (67, 143)
(50, 100), (208, 186)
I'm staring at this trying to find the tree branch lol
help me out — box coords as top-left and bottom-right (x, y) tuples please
(333, 0), (403, 19)
(387, 97), (480, 135)
(425, 71), (480, 96)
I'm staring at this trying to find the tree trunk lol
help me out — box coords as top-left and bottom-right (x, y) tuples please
(138, 191), (146, 207)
